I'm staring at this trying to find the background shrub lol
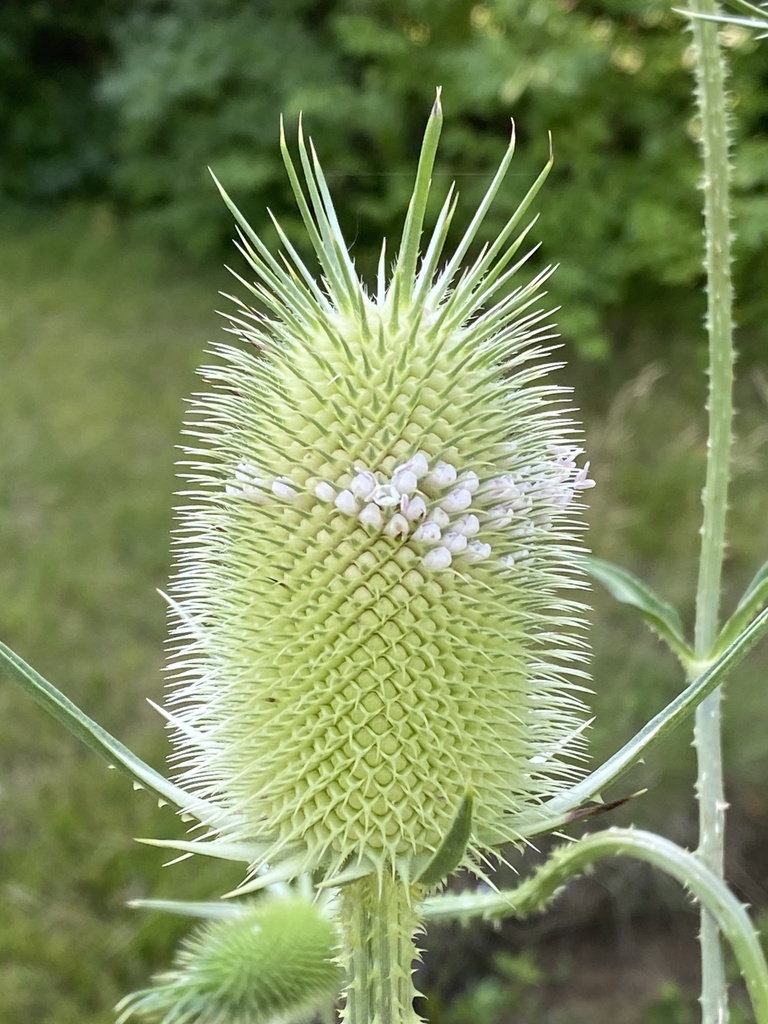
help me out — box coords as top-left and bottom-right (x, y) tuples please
(0, 0), (121, 199)
(100, 0), (768, 355)
(3, 0), (768, 355)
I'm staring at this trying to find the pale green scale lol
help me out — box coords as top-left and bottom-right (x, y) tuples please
(214, 402), (533, 863)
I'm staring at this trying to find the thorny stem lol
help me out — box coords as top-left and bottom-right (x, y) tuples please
(421, 830), (768, 1024)
(339, 875), (423, 1024)
(688, 2), (736, 1021)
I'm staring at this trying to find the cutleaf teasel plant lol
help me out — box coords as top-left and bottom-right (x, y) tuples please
(5, 14), (768, 1021)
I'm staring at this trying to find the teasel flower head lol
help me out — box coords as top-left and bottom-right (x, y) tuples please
(166, 92), (594, 892)
(116, 895), (340, 1024)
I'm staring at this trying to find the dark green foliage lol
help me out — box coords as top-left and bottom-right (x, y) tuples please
(98, 0), (768, 354)
(3, 0), (768, 353)
(427, 950), (548, 1024)
(99, 0), (343, 257)
(0, 0), (121, 198)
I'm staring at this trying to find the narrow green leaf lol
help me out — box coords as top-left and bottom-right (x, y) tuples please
(393, 87), (443, 301)
(726, 0), (767, 17)
(316, 861), (373, 890)
(427, 122), (520, 311)
(714, 559), (768, 655)
(128, 899), (244, 920)
(412, 184), (458, 304)
(422, 830), (768, 1024)
(415, 789), (474, 886)
(519, 603), (768, 838)
(277, 120), (348, 298)
(587, 556), (693, 662)
(676, 0), (768, 34)
(136, 836), (271, 864)
(223, 855), (309, 899)
(0, 639), (215, 822)
(432, 136), (552, 317)
(210, 172), (323, 323)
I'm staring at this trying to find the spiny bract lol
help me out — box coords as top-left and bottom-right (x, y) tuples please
(167, 94), (593, 888)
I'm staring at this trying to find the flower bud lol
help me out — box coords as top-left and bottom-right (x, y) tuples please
(116, 896), (340, 1024)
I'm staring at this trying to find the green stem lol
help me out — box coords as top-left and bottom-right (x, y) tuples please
(340, 875), (423, 1024)
(422, 829), (768, 1024)
(688, 3), (736, 1021)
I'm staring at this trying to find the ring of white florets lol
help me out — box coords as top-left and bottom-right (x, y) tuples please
(227, 448), (593, 573)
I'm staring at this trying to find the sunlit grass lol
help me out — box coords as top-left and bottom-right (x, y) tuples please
(0, 207), (241, 1023)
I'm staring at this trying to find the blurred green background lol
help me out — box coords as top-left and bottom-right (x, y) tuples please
(1, 1), (767, 1022)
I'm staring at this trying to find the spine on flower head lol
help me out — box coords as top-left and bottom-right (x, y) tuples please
(166, 93), (594, 894)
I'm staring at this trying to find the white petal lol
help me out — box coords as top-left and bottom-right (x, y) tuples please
(384, 513), (410, 538)
(395, 451), (430, 480)
(413, 521), (442, 544)
(402, 494), (427, 521)
(574, 462), (596, 489)
(230, 462), (266, 499)
(488, 508), (513, 529)
(458, 470), (479, 494)
(427, 507), (450, 529)
(422, 546), (452, 571)
(392, 468), (418, 495)
(350, 470), (377, 500)
(441, 487), (472, 513)
(272, 477), (299, 500)
(424, 461), (457, 490)
(502, 548), (531, 569)
(334, 489), (359, 515)
(371, 483), (401, 507)
(454, 513), (479, 536)
(314, 481), (336, 502)
(442, 532), (467, 554)
(359, 503), (383, 529)
(465, 540), (492, 562)
(483, 474), (520, 502)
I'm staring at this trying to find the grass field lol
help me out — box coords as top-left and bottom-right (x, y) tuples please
(1, 207), (767, 1023)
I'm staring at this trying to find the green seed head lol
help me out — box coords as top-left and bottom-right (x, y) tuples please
(116, 896), (340, 1024)
(167, 96), (593, 886)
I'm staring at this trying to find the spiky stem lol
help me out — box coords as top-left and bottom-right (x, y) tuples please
(340, 876), (423, 1024)
(421, 830), (768, 1024)
(688, 3), (735, 1022)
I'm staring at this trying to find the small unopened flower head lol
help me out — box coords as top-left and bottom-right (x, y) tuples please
(116, 896), (340, 1024)
(167, 93), (594, 888)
